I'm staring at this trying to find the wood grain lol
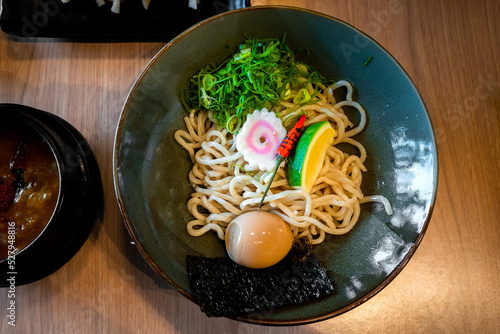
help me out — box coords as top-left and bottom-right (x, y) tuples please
(1, 1), (499, 333)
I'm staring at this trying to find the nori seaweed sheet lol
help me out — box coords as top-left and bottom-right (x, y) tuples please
(186, 254), (335, 317)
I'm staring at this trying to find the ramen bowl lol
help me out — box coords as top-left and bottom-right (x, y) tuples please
(113, 6), (438, 325)
(0, 104), (102, 286)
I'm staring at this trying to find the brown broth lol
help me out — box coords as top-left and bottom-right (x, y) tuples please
(0, 124), (60, 260)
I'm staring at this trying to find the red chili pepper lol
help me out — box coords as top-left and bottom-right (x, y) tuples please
(0, 214), (9, 228)
(276, 114), (306, 158)
(259, 114), (306, 208)
(0, 180), (16, 213)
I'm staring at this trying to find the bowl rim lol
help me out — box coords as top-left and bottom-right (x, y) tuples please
(113, 5), (438, 325)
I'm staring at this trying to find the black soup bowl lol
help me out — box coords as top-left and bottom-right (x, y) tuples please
(0, 104), (102, 286)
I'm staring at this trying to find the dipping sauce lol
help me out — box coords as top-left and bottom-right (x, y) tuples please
(0, 123), (60, 260)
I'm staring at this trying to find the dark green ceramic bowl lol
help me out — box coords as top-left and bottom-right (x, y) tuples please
(113, 6), (438, 325)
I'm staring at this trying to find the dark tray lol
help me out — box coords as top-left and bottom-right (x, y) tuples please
(0, 0), (250, 41)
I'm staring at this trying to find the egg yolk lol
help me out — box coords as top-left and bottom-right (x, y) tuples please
(225, 211), (294, 269)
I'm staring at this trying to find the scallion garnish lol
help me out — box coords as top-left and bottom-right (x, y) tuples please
(363, 55), (373, 66)
(184, 35), (328, 131)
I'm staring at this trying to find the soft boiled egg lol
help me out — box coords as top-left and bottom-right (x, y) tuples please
(225, 211), (294, 269)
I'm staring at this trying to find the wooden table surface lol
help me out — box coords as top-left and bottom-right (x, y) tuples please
(1, 0), (499, 333)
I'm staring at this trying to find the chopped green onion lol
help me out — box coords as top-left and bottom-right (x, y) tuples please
(231, 163), (260, 180)
(226, 115), (241, 134)
(363, 55), (373, 66)
(293, 88), (311, 105)
(184, 35), (330, 131)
